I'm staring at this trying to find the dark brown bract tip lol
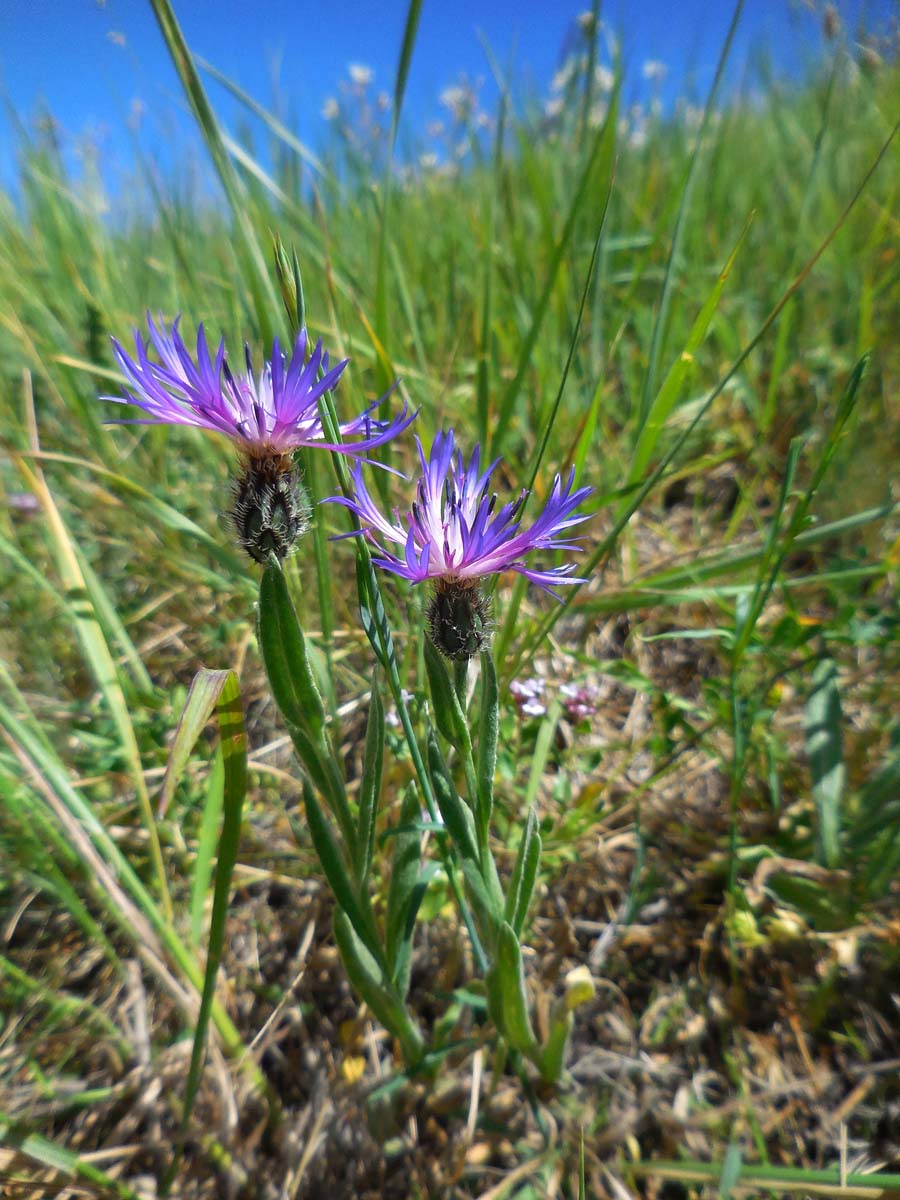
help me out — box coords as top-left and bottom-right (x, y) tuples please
(230, 452), (310, 565)
(426, 577), (492, 661)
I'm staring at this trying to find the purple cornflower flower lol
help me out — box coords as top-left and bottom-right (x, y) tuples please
(107, 315), (412, 457)
(105, 315), (414, 563)
(330, 430), (593, 658)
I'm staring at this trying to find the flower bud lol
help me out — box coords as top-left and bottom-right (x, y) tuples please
(230, 453), (310, 564)
(426, 578), (491, 660)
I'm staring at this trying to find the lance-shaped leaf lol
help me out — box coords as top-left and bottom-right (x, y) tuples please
(356, 677), (385, 882)
(385, 782), (425, 997)
(424, 635), (472, 753)
(477, 652), (499, 836)
(503, 806), (542, 937)
(288, 722), (357, 856)
(356, 554), (396, 672)
(426, 730), (478, 864)
(333, 910), (425, 1066)
(461, 858), (501, 955)
(539, 1007), (573, 1085)
(303, 781), (383, 969)
(259, 561), (326, 738)
(487, 921), (539, 1056)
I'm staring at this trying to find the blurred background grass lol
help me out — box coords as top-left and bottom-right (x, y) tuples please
(1, 1), (900, 1195)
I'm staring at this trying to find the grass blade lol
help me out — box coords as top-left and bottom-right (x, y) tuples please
(13, 375), (171, 919)
(148, 0), (280, 344)
(0, 1113), (141, 1199)
(489, 89), (618, 457)
(164, 668), (248, 1186)
(804, 658), (845, 869)
(637, 0), (744, 429)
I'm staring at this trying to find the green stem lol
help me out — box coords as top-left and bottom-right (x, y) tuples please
(453, 657), (468, 710)
(312, 390), (488, 972)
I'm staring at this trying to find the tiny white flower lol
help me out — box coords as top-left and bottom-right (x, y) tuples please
(587, 101), (607, 128)
(552, 58), (577, 93)
(642, 59), (667, 83)
(321, 97), (339, 120)
(440, 83), (474, 120)
(348, 62), (373, 87)
(544, 97), (564, 119)
(594, 64), (614, 92)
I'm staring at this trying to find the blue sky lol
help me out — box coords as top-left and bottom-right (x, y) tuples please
(0, 1), (892, 190)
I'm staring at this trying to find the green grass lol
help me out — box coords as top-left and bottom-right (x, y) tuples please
(1, 6), (900, 1197)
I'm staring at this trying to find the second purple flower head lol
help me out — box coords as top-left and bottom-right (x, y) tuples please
(330, 430), (593, 659)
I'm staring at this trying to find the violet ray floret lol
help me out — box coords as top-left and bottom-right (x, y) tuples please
(104, 315), (415, 457)
(328, 429), (594, 597)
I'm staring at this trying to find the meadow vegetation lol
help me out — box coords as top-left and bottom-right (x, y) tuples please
(1, 1), (899, 1196)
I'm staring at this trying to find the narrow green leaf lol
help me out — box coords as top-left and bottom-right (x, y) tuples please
(172, 670), (247, 1177)
(160, 669), (236, 817)
(525, 702), (562, 810)
(804, 658), (844, 869)
(504, 807), (542, 938)
(333, 911), (425, 1066)
(385, 782), (424, 997)
(389, 0), (423, 154)
(286, 722), (347, 825)
(303, 780), (383, 968)
(489, 87), (618, 456)
(147, 0), (280, 343)
(357, 676), (385, 882)
(424, 635), (471, 752)
(373, 0), (424, 399)
(190, 746), (224, 946)
(196, 54), (327, 179)
(460, 858), (500, 954)
(628, 215), (753, 487)
(15, 442), (170, 918)
(356, 553), (397, 672)
(476, 652), (499, 838)
(426, 731), (478, 864)
(476, 78), (508, 448)
(487, 921), (538, 1055)
(258, 560), (326, 738)
(720, 1143), (744, 1200)
(0, 1114), (141, 1199)
(634, 1158), (900, 1193)
(637, 0), (745, 427)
